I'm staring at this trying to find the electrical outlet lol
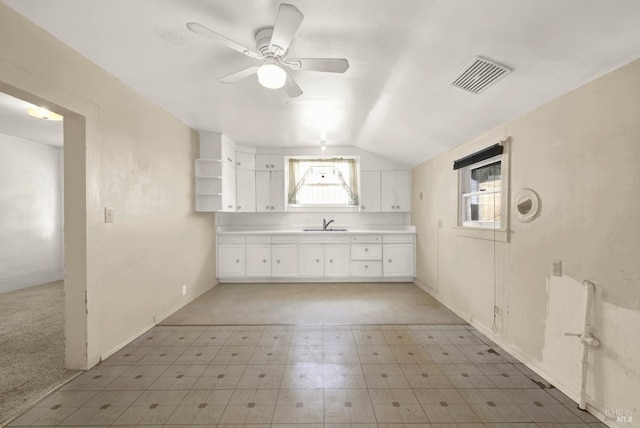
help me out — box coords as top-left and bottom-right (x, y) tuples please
(552, 260), (563, 277)
(419, 192), (423, 200)
(437, 219), (443, 229)
(153, 315), (157, 323)
(182, 285), (187, 296)
(104, 207), (114, 223)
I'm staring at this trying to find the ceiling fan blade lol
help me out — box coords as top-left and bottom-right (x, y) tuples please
(288, 58), (350, 73)
(187, 22), (258, 58)
(269, 3), (304, 56)
(284, 73), (303, 98)
(218, 66), (260, 83)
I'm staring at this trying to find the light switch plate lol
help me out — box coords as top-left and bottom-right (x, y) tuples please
(104, 207), (114, 224)
(437, 219), (443, 229)
(552, 259), (562, 277)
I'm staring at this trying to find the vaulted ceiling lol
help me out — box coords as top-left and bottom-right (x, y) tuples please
(3, 0), (640, 165)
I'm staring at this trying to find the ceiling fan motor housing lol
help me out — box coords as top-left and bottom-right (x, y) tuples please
(255, 28), (287, 59)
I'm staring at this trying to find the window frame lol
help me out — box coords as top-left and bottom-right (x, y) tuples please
(284, 155), (361, 212)
(455, 140), (510, 242)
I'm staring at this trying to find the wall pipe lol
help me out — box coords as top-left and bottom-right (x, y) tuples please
(564, 279), (600, 410)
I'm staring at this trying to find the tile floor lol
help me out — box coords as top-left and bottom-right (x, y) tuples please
(8, 324), (604, 428)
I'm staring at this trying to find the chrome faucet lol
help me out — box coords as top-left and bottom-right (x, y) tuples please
(322, 218), (335, 231)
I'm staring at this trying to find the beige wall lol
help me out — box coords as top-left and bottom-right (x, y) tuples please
(0, 3), (217, 368)
(412, 57), (640, 424)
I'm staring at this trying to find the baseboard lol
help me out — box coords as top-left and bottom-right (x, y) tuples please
(99, 279), (218, 362)
(0, 269), (64, 293)
(413, 279), (619, 428)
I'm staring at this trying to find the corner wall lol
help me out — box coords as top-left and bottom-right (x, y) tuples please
(0, 3), (217, 368)
(0, 134), (63, 293)
(411, 57), (640, 425)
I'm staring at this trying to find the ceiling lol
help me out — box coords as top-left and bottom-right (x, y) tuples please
(0, 92), (63, 147)
(4, 0), (640, 166)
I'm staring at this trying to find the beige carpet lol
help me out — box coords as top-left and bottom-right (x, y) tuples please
(0, 281), (79, 424)
(162, 282), (465, 325)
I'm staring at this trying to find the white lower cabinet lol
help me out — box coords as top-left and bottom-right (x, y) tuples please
(272, 245), (298, 277)
(325, 245), (350, 277)
(245, 244), (271, 276)
(217, 233), (415, 281)
(218, 244), (244, 277)
(299, 245), (324, 278)
(351, 261), (383, 277)
(383, 244), (415, 277)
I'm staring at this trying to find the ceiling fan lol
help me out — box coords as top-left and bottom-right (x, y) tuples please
(187, 3), (349, 98)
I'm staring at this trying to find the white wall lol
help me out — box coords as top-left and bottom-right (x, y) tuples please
(412, 57), (640, 426)
(1, 3), (217, 368)
(0, 134), (63, 293)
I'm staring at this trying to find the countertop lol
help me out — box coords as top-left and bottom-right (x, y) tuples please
(216, 225), (416, 235)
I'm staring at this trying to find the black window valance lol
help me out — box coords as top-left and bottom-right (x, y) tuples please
(453, 143), (504, 170)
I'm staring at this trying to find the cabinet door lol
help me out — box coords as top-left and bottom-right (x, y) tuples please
(218, 245), (244, 277)
(298, 245), (324, 277)
(360, 171), (381, 212)
(236, 169), (256, 212)
(325, 245), (350, 277)
(270, 154), (284, 171)
(383, 244), (414, 277)
(221, 163), (236, 211)
(255, 154), (271, 171)
(235, 151), (255, 170)
(246, 245), (271, 277)
(381, 171), (410, 212)
(255, 171), (271, 212)
(270, 171), (285, 212)
(394, 171), (411, 211)
(272, 245), (298, 277)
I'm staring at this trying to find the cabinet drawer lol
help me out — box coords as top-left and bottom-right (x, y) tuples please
(351, 235), (382, 243)
(272, 235), (297, 244)
(383, 234), (414, 243)
(351, 261), (382, 277)
(218, 235), (245, 244)
(246, 235), (271, 244)
(351, 244), (382, 260)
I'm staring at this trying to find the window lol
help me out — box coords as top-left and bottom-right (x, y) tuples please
(459, 157), (502, 228)
(285, 156), (359, 210)
(454, 141), (509, 234)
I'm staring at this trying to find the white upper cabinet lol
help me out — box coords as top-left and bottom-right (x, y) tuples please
(256, 170), (284, 212)
(256, 154), (284, 171)
(360, 170), (381, 212)
(221, 162), (236, 212)
(381, 170), (411, 212)
(235, 151), (255, 170)
(236, 169), (255, 212)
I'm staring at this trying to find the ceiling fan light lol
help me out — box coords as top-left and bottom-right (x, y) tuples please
(257, 63), (286, 89)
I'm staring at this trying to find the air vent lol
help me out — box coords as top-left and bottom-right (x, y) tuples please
(450, 56), (512, 94)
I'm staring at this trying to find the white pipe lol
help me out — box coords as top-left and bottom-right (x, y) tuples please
(579, 280), (596, 410)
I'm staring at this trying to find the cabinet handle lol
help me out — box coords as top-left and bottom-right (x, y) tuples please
(235, 259), (240, 263)
(236, 162), (240, 166)
(228, 205), (233, 209)
(265, 164), (269, 168)
(362, 206), (365, 210)
(388, 259), (392, 263)
(365, 248), (369, 252)
(270, 206), (274, 210)
(237, 205), (242, 209)
(329, 259), (333, 263)
(277, 260), (280, 263)
(265, 205), (270, 209)
(270, 164), (274, 168)
(316, 259), (320, 263)
(263, 259), (267, 263)
(365, 265), (368, 269)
